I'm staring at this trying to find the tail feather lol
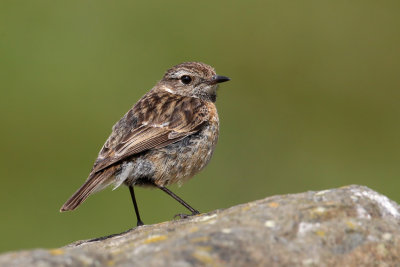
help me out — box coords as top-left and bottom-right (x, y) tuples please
(60, 169), (114, 212)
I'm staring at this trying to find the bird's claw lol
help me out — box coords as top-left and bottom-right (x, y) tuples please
(173, 210), (200, 220)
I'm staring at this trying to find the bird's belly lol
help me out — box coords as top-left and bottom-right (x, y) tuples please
(149, 122), (219, 186)
(119, 121), (219, 188)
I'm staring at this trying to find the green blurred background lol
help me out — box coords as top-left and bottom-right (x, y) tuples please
(1, 0), (399, 253)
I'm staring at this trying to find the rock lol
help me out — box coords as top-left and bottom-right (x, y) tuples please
(1, 185), (400, 266)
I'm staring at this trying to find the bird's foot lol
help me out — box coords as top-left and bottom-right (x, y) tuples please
(173, 210), (200, 220)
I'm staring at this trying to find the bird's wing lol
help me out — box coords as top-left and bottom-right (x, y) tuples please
(91, 91), (209, 174)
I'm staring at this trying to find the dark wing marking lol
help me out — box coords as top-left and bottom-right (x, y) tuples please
(91, 91), (208, 174)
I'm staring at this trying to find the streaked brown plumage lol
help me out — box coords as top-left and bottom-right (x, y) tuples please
(60, 62), (230, 226)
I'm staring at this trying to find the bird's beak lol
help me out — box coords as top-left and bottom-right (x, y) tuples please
(211, 75), (231, 84)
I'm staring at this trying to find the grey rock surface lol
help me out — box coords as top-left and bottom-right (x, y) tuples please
(1, 185), (400, 266)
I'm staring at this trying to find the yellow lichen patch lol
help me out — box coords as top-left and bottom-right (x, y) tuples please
(268, 202), (279, 208)
(49, 249), (64, 256)
(143, 235), (167, 244)
(345, 220), (357, 230)
(192, 251), (214, 265)
(191, 236), (210, 243)
(189, 226), (199, 233)
(196, 246), (212, 252)
(315, 230), (325, 237)
(107, 260), (115, 266)
(241, 206), (250, 212)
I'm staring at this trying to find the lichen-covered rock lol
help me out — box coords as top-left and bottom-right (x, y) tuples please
(1, 185), (400, 266)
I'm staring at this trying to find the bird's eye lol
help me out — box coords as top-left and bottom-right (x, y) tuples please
(180, 75), (192, 84)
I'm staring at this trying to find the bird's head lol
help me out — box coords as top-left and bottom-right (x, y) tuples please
(158, 62), (230, 102)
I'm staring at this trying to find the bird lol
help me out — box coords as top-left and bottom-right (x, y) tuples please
(60, 62), (230, 226)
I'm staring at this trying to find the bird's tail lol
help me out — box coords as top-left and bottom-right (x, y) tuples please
(60, 169), (114, 212)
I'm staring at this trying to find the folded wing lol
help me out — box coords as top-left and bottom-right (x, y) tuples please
(92, 92), (208, 174)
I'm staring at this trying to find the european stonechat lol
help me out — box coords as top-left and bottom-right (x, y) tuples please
(61, 62), (230, 226)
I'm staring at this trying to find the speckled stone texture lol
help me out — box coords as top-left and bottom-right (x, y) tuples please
(2, 185), (400, 266)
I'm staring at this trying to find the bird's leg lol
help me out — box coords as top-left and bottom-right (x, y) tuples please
(129, 186), (144, 226)
(156, 185), (200, 219)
